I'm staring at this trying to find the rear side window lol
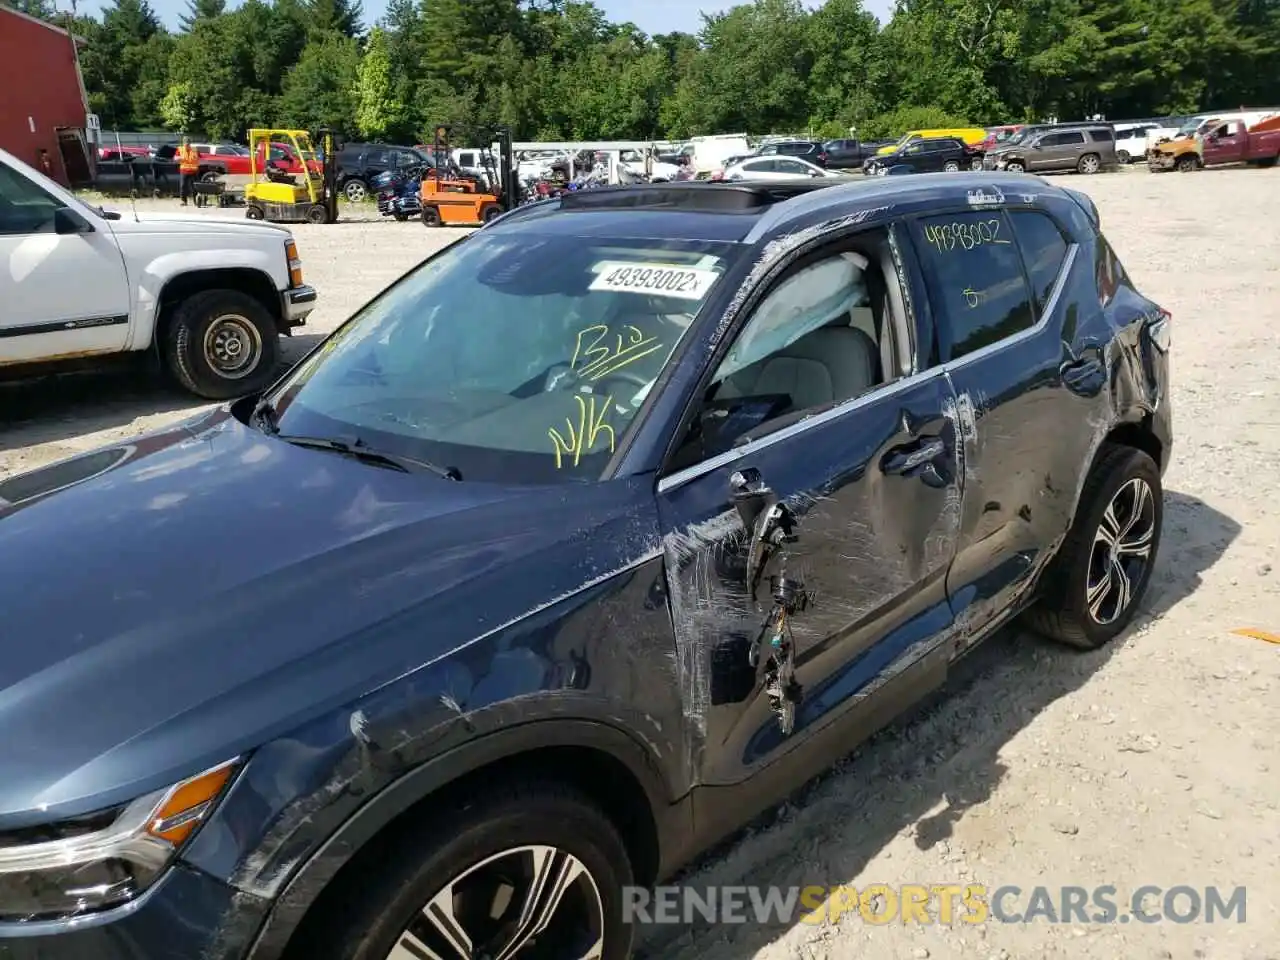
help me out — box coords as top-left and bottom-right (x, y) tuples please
(911, 211), (1035, 362)
(1009, 210), (1070, 310)
(1089, 128), (1115, 142)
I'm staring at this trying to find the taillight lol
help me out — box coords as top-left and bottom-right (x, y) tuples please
(818, 152), (828, 164)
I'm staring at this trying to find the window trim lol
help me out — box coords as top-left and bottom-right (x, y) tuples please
(655, 222), (913, 492)
(0, 167), (65, 237)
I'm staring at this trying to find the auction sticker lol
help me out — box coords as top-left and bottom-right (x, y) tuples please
(589, 261), (719, 300)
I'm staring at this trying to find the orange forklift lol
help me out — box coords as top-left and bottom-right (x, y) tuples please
(420, 124), (517, 227)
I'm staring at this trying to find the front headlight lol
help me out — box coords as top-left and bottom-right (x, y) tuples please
(0, 758), (238, 922)
(286, 239), (304, 287)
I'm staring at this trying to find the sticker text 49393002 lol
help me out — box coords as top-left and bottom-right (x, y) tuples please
(589, 260), (718, 301)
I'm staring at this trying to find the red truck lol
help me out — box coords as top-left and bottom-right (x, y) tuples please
(192, 141), (318, 177)
(1148, 114), (1280, 170)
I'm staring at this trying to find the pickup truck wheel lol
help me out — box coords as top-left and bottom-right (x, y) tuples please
(165, 289), (280, 401)
(344, 179), (368, 203)
(1176, 154), (1199, 172)
(1025, 443), (1163, 650)
(282, 781), (634, 960)
(1077, 153), (1101, 174)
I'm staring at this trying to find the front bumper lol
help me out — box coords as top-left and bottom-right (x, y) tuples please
(1146, 149), (1176, 170)
(0, 862), (270, 960)
(282, 284), (317, 328)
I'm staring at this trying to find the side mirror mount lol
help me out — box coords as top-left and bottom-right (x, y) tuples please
(53, 206), (93, 235)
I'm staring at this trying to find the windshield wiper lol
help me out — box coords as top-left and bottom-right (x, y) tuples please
(275, 434), (462, 480)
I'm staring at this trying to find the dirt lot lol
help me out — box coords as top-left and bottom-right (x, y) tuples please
(3, 169), (1278, 959)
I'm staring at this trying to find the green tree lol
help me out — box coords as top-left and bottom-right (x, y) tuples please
(354, 27), (407, 138)
(179, 0), (225, 31)
(279, 32), (360, 132)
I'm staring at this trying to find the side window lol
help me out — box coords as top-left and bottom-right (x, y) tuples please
(1062, 131), (1086, 144)
(1039, 133), (1063, 147)
(905, 144), (924, 155)
(776, 159), (809, 174)
(1009, 210), (1071, 310)
(669, 230), (901, 468)
(744, 159), (776, 173)
(1089, 128), (1114, 142)
(0, 165), (61, 235)
(912, 211), (1035, 362)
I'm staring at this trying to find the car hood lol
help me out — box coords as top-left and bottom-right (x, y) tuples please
(101, 210), (292, 238)
(0, 408), (651, 825)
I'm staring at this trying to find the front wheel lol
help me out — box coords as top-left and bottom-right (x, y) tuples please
(1005, 160), (1025, 173)
(1176, 154), (1199, 172)
(284, 783), (635, 960)
(344, 179), (368, 203)
(245, 204), (264, 220)
(305, 203), (330, 224)
(164, 289), (280, 401)
(1026, 443), (1163, 649)
(480, 202), (503, 223)
(422, 205), (442, 227)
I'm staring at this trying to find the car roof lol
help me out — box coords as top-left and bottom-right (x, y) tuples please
(485, 174), (1072, 244)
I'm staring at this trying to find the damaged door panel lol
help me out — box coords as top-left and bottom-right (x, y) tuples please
(656, 369), (963, 787)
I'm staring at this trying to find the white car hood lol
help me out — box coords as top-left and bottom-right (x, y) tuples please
(101, 211), (291, 238)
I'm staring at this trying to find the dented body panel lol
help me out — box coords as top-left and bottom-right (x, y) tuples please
(0, 172), (1171, 959)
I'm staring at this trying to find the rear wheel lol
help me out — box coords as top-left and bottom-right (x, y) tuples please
(306, 203), (330, 224)
(164, 289), (280, 401)
(422, 205), (442, 227)
(943, 160), (961, 172)
(1077, 153), (1101, 174)
(970, 157), (984, 171)
(245, 204), (264, 220)
(1026, 443), (1162, 649)
(480, 202), (503, 223)
(1117, 149), (1131, 164)
(283, 782), (634, 960)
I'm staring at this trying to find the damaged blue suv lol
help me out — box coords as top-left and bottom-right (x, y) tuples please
(0, 175), (1171, 959)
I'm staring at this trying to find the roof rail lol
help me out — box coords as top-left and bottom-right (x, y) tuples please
(557, 179), (841, 213)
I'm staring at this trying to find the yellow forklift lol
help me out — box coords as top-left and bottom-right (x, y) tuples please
(244, 127), (340, 224)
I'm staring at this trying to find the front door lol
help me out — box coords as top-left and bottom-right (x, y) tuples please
(0, 164), (130, 366)
(656, 226), (963, 787)
(1202, 122), (1245, 165)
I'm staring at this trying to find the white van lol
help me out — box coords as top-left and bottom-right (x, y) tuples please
(681, 134), (752, 178)
(1114, 122), (1162, 163)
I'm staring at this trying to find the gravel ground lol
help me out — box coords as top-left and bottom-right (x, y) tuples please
(3, 169), (1278, 959)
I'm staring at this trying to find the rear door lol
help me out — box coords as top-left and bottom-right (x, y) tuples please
(657, 223), (963, 786)
(905, 201), (1090, 645)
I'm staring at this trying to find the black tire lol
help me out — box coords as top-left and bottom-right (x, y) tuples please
(1005, 160), (1025, 172)
(306, 203), (329, 224)
(943, 160), (961, 172)
(285, 781), (635, 960)
(246, 204), (265, 220)
(393, 212), (409, 222)
(1117, 149), (1131, 164)
(480, 202), (503, 223)
(343, 178), (369, 203)
(163, 289), (280, 401)
(422, 205), (442, 227)
(971, 157), (984, 171)
(1077, 152), (1101, 174)
(1026, 443), (1163, 649)
(1176, 154), (1199, 172)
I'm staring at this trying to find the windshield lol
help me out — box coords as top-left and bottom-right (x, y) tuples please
(265, 231), (740, 483)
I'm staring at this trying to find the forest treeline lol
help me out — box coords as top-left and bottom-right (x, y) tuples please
(6, 0), (1280, 143)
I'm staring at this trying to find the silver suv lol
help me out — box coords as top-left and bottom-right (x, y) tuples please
(985, 125), (1118, 175)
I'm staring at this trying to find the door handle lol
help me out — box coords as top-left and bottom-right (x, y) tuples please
(882, 437), (946, 476)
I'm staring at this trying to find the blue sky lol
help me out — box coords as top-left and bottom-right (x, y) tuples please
(71, 0), (896, 35)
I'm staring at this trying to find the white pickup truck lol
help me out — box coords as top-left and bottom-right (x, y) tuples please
(0, 147), (317, 400)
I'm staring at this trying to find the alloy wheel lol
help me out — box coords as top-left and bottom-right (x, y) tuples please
(1085, 477), (1156, 626)
(944, 161), (960, 172)
(345, 180), (368, 202)
(1079, 154), (1101, 174)
(203, 314), (262, 380)
(385, 845), (606, 960)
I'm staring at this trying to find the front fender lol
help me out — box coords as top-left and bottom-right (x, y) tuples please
(240, 716), (686, 959)
(127, 248), (288, 351)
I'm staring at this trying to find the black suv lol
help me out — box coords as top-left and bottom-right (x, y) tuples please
(0, 175), (1171, 960)
(865, 136), (983, 175)
(755, 138), (829, 166)
(337, 142), (434, 202)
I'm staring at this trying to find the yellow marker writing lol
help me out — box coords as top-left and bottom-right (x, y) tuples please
(549, 394), (616, 469)
(571, 323), (663, 382)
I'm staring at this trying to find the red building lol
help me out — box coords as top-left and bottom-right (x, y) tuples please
(0, 5), (90, 185)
